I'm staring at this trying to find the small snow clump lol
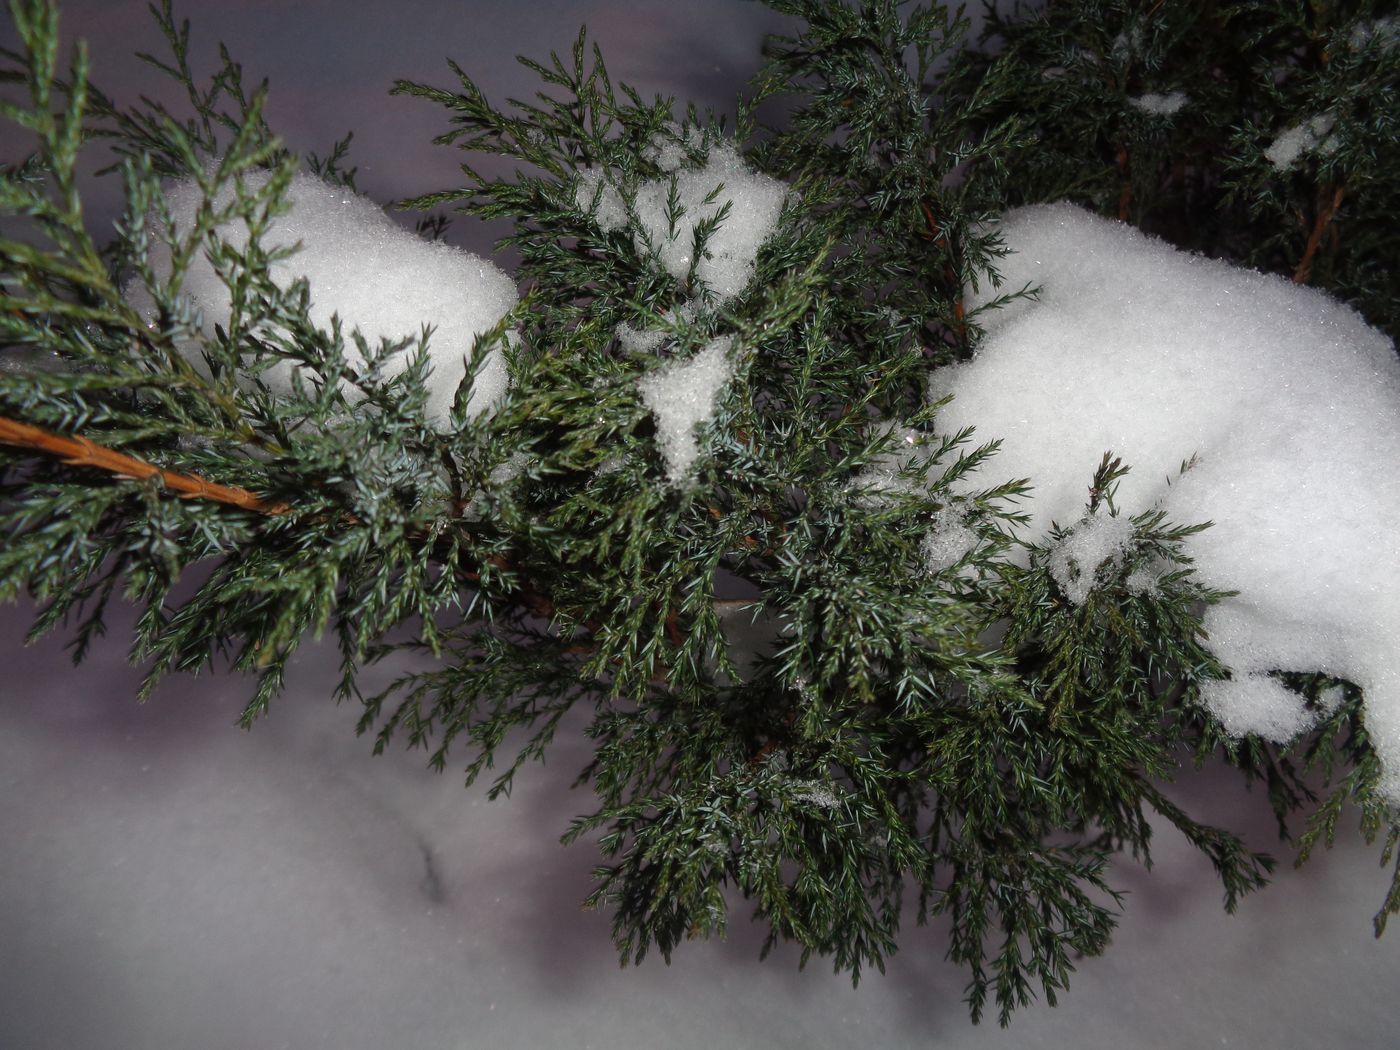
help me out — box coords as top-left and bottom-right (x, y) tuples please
(789, 781), (840, 811)
(129, 169), (517, 429)
(1264, 113), (1338, 170)
(642, 122), (705, 173)
(921, 505), (979, 573)
(575, 167), (627, 231)
(1046, 510), (1136, 605)
(631, 143), (787, 301)
(1125, 564), (1159, 595)
(1350, 16), (1399, 51)
(933, 202), (1400, 800)
(1198, 673), (1316, 743)
(638, 335), (734, 485)
(615, 302), (698, 355)
(850, 423), (935, 506)
(1129, 91), (1187, 116)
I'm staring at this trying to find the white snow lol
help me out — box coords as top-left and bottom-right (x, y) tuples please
(1128, 91), (1187, 116)
(642, 122), (705, 173)
(788, 781), (840, 810)
(638, 335), (734, 485)
(617, 321), (669, 355)
(850, 423), (935, 505)
(129, 169), (518, 429)
(1264, 113), (1338, 170)
(616, 303), (698, 355)
(921, 504), (979, 574)
(1350, 16), (1399, 51)
(934, 203), (1400, 800)
(576, 141), (785, 301)
(1046, 510), (1136, 605)
(1110, 25), (1144, 61)
(1320, 683), (1349, 713)
(630, 143), (787, 301)
(5, 597), (1397, 1050)
(1125, 564), (1159, 595)
(1199, 672), (1315, 743)
(575, 167), (627, 231)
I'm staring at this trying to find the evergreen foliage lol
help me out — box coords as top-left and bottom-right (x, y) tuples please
(0, 0), (1396, 1026)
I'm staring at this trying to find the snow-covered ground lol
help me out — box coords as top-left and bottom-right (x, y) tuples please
(2, 599), (1398, 1049)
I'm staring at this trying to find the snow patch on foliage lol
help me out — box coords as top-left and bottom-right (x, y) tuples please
(935, 202), (1400, 800)
(789, 781), (840, 811)
(1129, 91), (1187, 116)
(851, 423), (934, 505)
(128, 169), (517, 430)
(1350, 16), (1399, 52)
(633, 143), (787, 300)
(638, 336), (734, 484)
(1046, 510), (1135, 605)
(1125, 564), (1159, 595)
(1199, 673), (1315, 743)
(1264, 113), (1338, 170)
(643, 122), (705, 173)
(921, 505), (979, 574)
(576, 167), (627, 231)
(616, 303), (698, 355)
(576, 141), (785, 301)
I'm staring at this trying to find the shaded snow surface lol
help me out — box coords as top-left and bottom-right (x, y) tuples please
(128, 170), (518, 429)
(934, 203), (1400, 799)
(1, 601), (1398, 1049)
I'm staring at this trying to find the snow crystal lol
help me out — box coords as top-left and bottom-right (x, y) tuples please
(616, 302), (698, 355)
(575, 167), (627, 231)
(1046, 510), (1136, 605)
(1110, 24), (1144, 62)
(1350, 16), (1399, 51)
(1199, 674), (1315, 743)
(617, 322), (668, 354)
(129, 169), (517, 429)
(1264, 113), (1338, 170)
(935, 203), (1400, 800)
(1129, 91), (1187, 116)
(1319, 683), (1348, 714)
(850, 423), (934, 505)
(789, 781), (840, 811)
(631, 143), (787, 301)
(1125, 565), (1158, 595)
(642, 122), (705, 173)
(638, 336), (734, 485)
(921, 505), (979, 573)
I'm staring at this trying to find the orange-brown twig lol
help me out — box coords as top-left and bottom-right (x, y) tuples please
(1293, 185), (1345, 285)
(1, 414), (575, 626)
(0, 414), (291, 515)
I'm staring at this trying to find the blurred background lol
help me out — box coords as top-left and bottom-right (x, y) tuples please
(1, 3), (1397, 1048)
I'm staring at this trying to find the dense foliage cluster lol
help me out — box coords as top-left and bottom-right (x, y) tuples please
(1, 0), (1396, 1025)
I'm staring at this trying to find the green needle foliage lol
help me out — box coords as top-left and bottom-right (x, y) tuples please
(0, 0), (1396, 1026)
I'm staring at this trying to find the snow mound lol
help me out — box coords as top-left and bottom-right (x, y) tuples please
(935, 203), (1400, 800)
(633, 143), (786, 300)
(129, 169), (518, 430)
(638, 336), (735, 485)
